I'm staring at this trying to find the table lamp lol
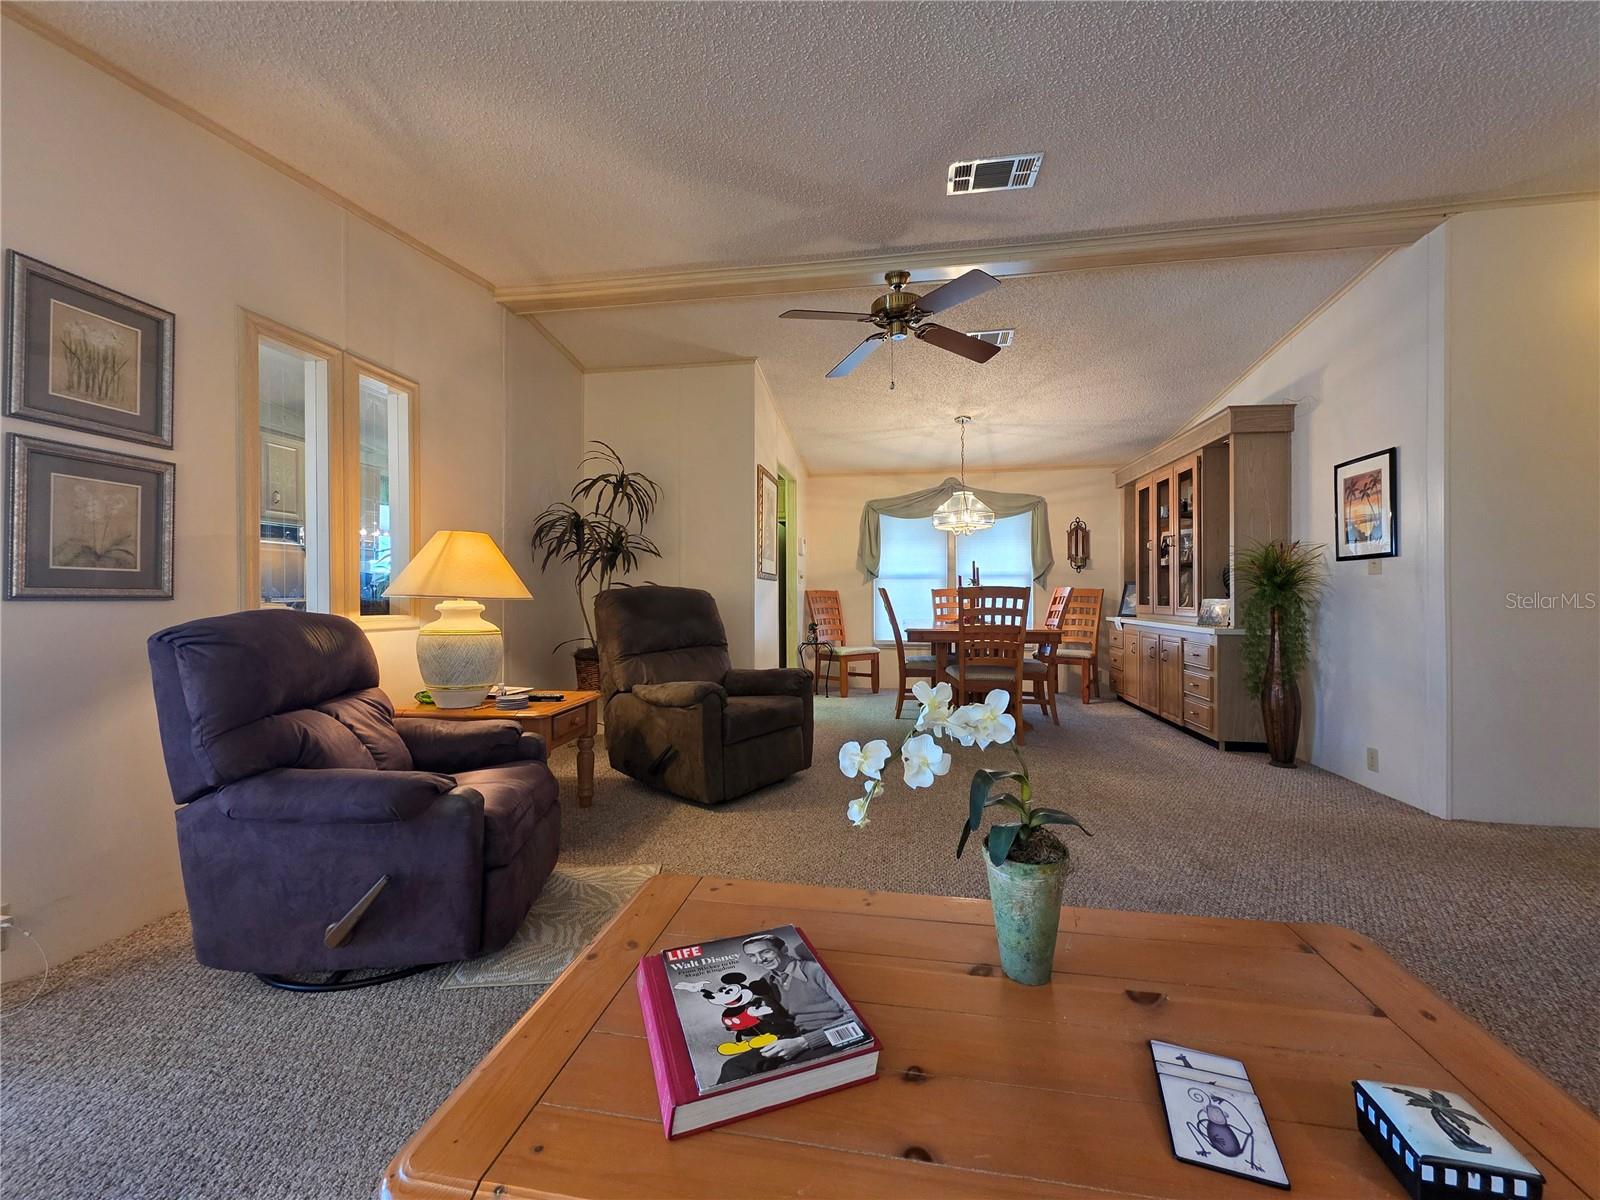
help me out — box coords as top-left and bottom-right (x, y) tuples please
(383, 530), (532, 708)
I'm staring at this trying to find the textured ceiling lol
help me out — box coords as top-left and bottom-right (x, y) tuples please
(541, 250), (1384, 472)
(28, 1), (1599, 283)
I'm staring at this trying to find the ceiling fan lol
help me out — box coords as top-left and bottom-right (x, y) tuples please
(780, 268), (1005, 378)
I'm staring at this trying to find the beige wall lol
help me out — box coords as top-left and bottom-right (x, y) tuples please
(754, 365), (807, 668)
(1197, 230), (1451, 815)
(804, 466), (1123, 688)
(1445, 202), (1599, 827)
(1200, 200), (1598, 826)
(581, 363), (763, 665)
(503, 321), (588, 685)
(0, 26), (582, 978)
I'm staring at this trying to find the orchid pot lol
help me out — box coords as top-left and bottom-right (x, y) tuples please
(838, 682), (1090, 989)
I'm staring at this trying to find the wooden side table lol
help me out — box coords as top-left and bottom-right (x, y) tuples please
(395, 690), (600, 808)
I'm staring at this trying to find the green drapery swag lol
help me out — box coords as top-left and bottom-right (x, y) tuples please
(856, 477), (1054, 583)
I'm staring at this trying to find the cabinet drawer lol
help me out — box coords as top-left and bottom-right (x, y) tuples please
(1182, 669), (1214, 703)
(1108, 626), (1124, 651)
(552, 705), (590, 742)
(1183, 697), (1215, 734)
(1182, 639), (1214, 670)
(1110, 668), (1124, 695)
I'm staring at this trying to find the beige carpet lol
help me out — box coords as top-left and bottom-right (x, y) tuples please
(3, 693), (1596, 1200)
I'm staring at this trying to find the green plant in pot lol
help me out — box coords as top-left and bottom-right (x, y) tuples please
(1236, 539), (1326, 767)
(839, 683), (1091, 987)
(530, 441), (661, 690)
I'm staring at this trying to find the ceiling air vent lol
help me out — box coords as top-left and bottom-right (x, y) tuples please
(968, 329), (1015, 348)
(947, 154), (1042, 195)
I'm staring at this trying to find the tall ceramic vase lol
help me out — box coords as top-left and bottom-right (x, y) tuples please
(1261, 608), (1301, 768)
(984, 855), (1068, 986)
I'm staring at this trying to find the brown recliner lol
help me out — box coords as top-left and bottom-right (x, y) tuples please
(595, 586), (814, 805)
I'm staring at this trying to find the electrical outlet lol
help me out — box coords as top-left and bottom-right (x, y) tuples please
(1366, 748), (1379, 772)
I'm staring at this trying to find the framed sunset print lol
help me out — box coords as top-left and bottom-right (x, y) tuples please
(1334, 447), (1398, 560)
(6, 434), (174, 599)
(4, 251), (175, 448)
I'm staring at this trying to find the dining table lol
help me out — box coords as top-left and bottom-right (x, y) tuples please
(905, 624), (1064, 676)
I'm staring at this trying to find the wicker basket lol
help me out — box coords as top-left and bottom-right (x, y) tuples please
(573, 650), (601, 693)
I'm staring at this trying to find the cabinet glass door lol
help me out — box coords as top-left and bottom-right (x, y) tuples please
(1174, 457), (1198, 617)
(1135, 479), (1153, 610)
(1154, 474), (1173, 613)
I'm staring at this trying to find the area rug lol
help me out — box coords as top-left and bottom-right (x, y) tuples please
(440, 863), (659, 990)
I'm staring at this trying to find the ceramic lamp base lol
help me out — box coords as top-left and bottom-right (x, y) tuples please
(416, 599), (502, 709)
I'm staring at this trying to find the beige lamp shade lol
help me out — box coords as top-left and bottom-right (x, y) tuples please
(383, 530), (532, 600)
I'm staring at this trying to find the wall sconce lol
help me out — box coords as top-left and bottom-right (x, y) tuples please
(1066, 517), (1090, 573)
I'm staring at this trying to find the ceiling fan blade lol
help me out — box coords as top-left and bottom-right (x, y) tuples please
(915, 323), (1003, 364)
(914, 268), (1002, 315)
(826, 333), (887, 378)
(779, 309), (873, 321)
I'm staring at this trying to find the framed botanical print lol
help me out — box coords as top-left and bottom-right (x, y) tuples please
(1333, 447), (1398, 560)
(6, 434), (174, 599)
(756, 465), (779, 581)
(4, 251), (175, 448)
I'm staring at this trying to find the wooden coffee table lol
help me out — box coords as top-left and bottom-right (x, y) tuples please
(396, 691), (599, 807)
(381, 876), (1598, 1199)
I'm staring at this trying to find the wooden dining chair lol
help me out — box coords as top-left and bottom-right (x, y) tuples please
(945, 585), (1030, 744)
(804, 589), (879, 698)
(1057, 587), (1105, 703)
(878, 587), (938, 719)
(1025, 586), (1073, 724)
(931, 587), (962, 628)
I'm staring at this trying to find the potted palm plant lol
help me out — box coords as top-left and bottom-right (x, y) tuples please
(530, 441), (661, 690)
(838, 683), (1091, 986)
(1236, 539), (1326, 767)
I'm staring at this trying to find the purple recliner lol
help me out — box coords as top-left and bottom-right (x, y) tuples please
(147, 609), (560, 987)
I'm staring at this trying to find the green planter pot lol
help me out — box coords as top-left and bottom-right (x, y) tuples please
(984, 853), (1068, 986)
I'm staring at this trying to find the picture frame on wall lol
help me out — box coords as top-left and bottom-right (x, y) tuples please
(756, 464), (779, 581)
(6, 433), (174, 599)
(1333, 447), (1398, 560)
(4, 251), (175, 448)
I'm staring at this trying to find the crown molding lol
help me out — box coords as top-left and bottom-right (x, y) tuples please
(495, 193), (1598, 314)
(3, 3), (495, 293)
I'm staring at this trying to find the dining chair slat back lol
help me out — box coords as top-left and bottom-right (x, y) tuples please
(931, 587), (963, 628)
(1058, 586), (1105, 703)
(804, 589), (880, 698)
(879, 587), (938, 719)
(949, 585), (1030, 744)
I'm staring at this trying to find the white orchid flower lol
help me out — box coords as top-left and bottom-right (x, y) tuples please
(846, 792), (872, 828)
(838, 738), (891, 780)
(901, 733), (952, 789)
(912, 680), (955, 735)
(953, 690), (1017, 749)
(944, 705), (979, 748)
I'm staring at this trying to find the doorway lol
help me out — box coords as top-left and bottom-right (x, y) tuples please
(776, 470), (798, 666)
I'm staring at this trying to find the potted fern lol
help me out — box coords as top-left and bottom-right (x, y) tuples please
(1236, 540), (1326, 767)
(530, 441), (661, 690)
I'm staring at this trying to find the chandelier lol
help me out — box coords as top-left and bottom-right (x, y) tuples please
(931, 415), (995, 536)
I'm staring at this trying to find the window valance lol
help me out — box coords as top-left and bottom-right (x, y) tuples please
(856, 477), (1054, 582)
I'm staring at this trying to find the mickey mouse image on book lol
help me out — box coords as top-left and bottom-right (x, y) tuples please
(675, 973), (799, 1056)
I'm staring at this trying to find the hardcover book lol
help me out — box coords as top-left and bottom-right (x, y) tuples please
(636, 924), (878, 1138)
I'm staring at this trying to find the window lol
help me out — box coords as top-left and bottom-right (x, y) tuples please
(241, 313), (419, 625)
(873, 516), (950, 640)
(348, 361), (416, 618)
(872, 512), (1035, 640)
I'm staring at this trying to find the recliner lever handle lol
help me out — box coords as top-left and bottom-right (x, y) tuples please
(324, 874), (389, 948)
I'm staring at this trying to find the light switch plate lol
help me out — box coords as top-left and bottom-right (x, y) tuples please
(1368, 560), (1382, 575)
